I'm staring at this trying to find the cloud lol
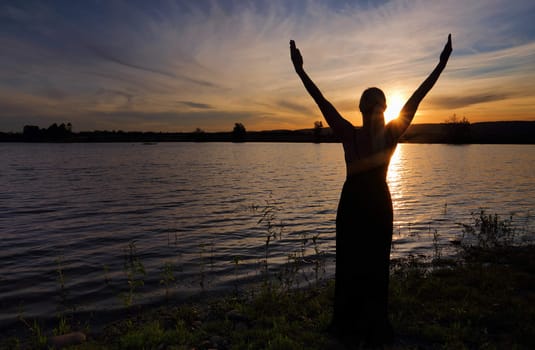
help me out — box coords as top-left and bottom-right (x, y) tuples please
(429, 93), (511, 109)
(86, 44), (219, 88)
(179, 101), (213, 109)
(276, 100), (314, 115)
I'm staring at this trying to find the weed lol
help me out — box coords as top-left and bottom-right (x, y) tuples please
(118, 320), (165, 349)
(286, 231), (327, 289)
(231, 255), (242, 293)
(55, 255), (69, 311)
(18, 314), (47, 349)
(53, 313), (71, 336)
(199, 242), (207, 291)
(461, 210), (516, 248)
(251, 194), (284, 287)
(250, 194), (328, 294)
(121, 240), (146, 307)
(278, 252), (301, 292)
(432, 228), (442, 261)
(311, 233), (326, 285)
(56, 256), (65, 292)
(160, 261), (175, 301)
(102, 263), (110, 285)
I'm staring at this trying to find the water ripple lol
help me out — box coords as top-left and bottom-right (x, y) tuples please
(0, 143), (533, 330)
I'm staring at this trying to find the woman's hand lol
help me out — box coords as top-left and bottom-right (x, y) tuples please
(440, 34), (452, 64)
(290, 40), (303, 70)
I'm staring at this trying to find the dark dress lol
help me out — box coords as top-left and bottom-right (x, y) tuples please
(331, 129), (396, 346)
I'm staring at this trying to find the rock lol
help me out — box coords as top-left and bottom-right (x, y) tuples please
(226, 309), (248, 323)
(48, 332), (86, 349)
(234, 321), (248, 331)
(210, 335), (227, 348)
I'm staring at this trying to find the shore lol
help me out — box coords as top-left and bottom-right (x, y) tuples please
(4, 243), (533, 349)
(1, 121), (534, 144)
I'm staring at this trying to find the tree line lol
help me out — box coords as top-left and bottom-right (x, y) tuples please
(23, 123), (73, 141)
(2, 118), (533, 144)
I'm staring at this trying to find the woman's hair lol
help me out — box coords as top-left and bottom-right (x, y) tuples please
(359, 87), (386, 115)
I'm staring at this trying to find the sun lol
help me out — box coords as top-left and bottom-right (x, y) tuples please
(384, 93), (405, 124)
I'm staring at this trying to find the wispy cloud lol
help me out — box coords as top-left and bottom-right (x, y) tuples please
(429, 93), (511, 109)
(179, 101), (213, 109)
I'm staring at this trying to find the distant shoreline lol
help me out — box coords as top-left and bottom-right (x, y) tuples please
(1, 121), (534, 144)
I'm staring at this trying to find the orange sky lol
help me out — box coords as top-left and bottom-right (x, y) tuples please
(1, 0), (534, 132)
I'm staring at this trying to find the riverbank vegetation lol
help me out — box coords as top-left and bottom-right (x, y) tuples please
(1, 121), (534, 144)
(2, 210), (533, 349)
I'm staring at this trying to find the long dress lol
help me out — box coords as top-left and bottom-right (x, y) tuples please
(331, 128), (396, 345)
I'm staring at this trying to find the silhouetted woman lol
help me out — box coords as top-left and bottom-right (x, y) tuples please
(290, 35), (452, 346)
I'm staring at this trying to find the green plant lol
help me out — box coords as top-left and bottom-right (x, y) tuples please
(55, 255), (69, 311)
(284, 231), (326, 289)
(231, 255), (242, 293)
(18, 314), (47, 349)
(198, 243), (207, 291)
(56, 256), (65, 291)
(102, 263), (110, 285)
(311, 233), (326, 285)
(461, 210), (516, 248)
(121, 240), (146, 307)
(250, 194), (328, 294)
(432, 228), (442, 261)
(160, 261), (176, 301)
(251, 194), (284, 287)
(278, 251), (301, 292)
(0, 337), (21, 350)
(118, 320), (165, 349)
(53, 313), (71, 336)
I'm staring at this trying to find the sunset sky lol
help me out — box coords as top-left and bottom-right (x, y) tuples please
(1, 0), (534, 132)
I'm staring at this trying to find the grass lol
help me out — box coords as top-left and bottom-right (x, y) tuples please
(5, 244), (533, 349)
(3, 210), (534, 349)
(389, 245), (535, 349)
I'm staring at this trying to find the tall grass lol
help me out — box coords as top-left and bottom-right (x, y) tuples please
(460, 209), (517, 248)
(121, 240), (146, 307)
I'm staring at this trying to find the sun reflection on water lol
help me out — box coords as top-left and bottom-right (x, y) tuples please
(387, 145), (403, 200)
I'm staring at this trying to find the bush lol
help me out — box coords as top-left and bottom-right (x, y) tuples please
(461, 210), (516, 248)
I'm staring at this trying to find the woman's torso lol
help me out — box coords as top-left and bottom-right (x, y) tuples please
(343, 127), (396, 179)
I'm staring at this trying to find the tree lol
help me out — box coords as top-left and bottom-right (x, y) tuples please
(313, 120), (323, 143)
(45, 123), (72, 139)
(23, 125), (42, 140)
(193, 128), (205, 142)
(232, 123), (246, 142)
(23, 122), (73, 141)
(444, 114), (471, 144)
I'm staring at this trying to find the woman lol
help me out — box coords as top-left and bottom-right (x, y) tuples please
(290, 35), (452, 346)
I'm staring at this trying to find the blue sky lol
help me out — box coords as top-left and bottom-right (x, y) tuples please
(1, 0), (534, 132)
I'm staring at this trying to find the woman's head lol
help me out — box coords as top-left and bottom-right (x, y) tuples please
(359, 87), (387, 129)
(359, 87), (386, 115)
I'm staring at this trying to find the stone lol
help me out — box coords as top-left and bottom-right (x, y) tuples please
(48, 332), (86, 349)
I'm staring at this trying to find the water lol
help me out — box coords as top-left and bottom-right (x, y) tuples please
(1, 142), (534, 331)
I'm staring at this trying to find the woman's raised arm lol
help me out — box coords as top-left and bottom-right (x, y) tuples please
(388, 34), (452, 140)
(290, 40), (353, 140)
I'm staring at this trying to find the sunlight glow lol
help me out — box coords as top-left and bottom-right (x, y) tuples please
(387, 145), (404, 205)
(385, 93), (405, 124)
(387, 146), (402, 180)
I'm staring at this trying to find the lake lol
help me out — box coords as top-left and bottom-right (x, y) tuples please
(1, 142), (534, 331)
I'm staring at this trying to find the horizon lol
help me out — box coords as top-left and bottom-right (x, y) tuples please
(1, 0), (535, 132)
(4, 119), (533, 135)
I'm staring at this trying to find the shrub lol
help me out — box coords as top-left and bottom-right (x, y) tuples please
(461, 210), (516, 248)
